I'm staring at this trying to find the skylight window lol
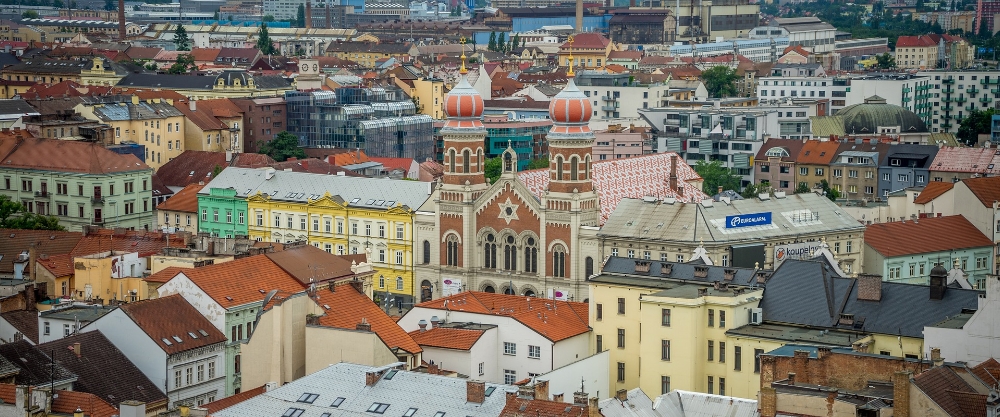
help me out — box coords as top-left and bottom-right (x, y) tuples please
(366, 199), (376, 205)
(484, 387), (496, 397)
(434, 412), (445, 417)
(350, 198), (360, 204)
(172, 336), (183, 343)
(403, 408), (417, 417)
(384, 370), (398, 380)
(188, 332), (198, 339)
(321, 414), (331, 417)
(282, 408), (305, 417)
(368, 403), (389, 414)
(297, 393), (319, 404)
(161, 338), (172, 346)
(198, 329), (209, 337)
(331, 397), (346, 407)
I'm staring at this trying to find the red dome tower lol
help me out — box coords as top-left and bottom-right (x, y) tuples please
(546, 41), (595, 195)
(440, 43), (486, 187)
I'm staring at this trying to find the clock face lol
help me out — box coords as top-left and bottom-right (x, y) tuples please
(312, 64), (318, 71)
(301, 64), (308, 71)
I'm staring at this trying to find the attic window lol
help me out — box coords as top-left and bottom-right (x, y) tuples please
(172, 336), (183, 343)
(331, 397), (346, 407)
(282, 408), (305, 417)
(485, 387), (496, 397)
(350, 198), (360, 204)
(384, 370), (398, 380)
(403, 408), (417, 417)
(366, 199), (375, 205)
(386, 201), (395, 206)
(161, 338), (172, 346)
(297, 393), (319, 404)
(434, 413), (445, 417)
(321, 414), (332, 417)
(198, 329), (209, 337)
(188, 332), (198, 339)
(367, 403), (390, 414)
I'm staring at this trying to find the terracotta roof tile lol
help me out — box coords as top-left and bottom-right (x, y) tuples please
(914, 181), (955, 204)
(754, 138), (807, 163)
(0, 384), (120, 417)
(912, 366), (984, 417)
(518, 152), (707, 224)
(930, 147), (1000, 175)
(37, 253), (74, 277)
(408, 327), (485, 350)
(264, 245), (366, 285)
(155, 182), (204, 213)
(559, 33), (610, 49)
(267, 158), (361, 176)
(190, 47), (222, 62)
(949, 389), (988, 417)
(168, 254), (304, 309)
(864, 215), (993, 257)
(144, 266), (186, 284)
(500, 398), (588, 417)
(0, 310), (37, 343)
(370, 157), (415, 173)
(970, 358), (1000, 386)
(0, 136), (150, 175)
(897, 35), (938, 48)
(414, 292), (589, 342)
(314, 284), (422, 354)
(117, 294), (227, 355)
(0, 229), (82, 274)
(155, 150), (275, 189)
(796, 140), (842, 165)
(961, 176), (1000, 208)
(70, 229), (187, 258)
(330, 149), (370, 166)
(203, 384), (266, 413)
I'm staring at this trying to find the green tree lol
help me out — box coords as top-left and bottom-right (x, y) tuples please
(256, 23), (277, 55)
(167, 53), (196, 74)
(497, 32), (506, 54)
(957, 108), (997, 146)
(794, 182), (811, 194)
(488, 31), (497, 52)
(263, 14), (275, 22)
(21, 10), (39, 19)
(526, 157), (548, 170)
(819, 180), (840, 202)
(875, 52), (895, 69)
(701, 66), (738, 98)
(484, 157), (502, 183)
(297, 4), (306, 28)
(693, 160), (741, 195)
(0, 195), (64, 230)
(260, 131), (307, 162)
(174, 24), (191, 51)
(741, 182), (766, 199)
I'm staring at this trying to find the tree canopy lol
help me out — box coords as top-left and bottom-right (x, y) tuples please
(167, 54), (196, 74)
(957, 108), (996, 146)
(701, 66), (739, 98)
(693, 160), (741, 195)
(875, 52), (895, 69)
(260, 131), (307, 162)
(256, 24), (278, 55)
(174, 24), (191, 51)
(0, 196), (65, 230)
(484, 157), (502, 183)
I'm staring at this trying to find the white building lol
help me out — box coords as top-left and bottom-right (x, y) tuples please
(575, 71), (672, 122)
(748, 17), (836, 54)
(80, 294), (228, 408)
(924, 274), (1000, 366)
(916, 70), (1000, 134)
(263, 0), (335, 21)
(37, 304), (114, 344)
(397, 292), (591, 386)
(756, 63), (850, 113)
(656, 37), (790, 63)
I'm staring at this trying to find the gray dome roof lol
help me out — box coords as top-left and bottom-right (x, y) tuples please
(930, 263), (948, 277)
(838, 95), (927, 134)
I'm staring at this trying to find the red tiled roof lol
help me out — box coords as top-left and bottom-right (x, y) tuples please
(0, 310), (37, 344)
(0, 384), (120, 417)
(960, 176), (1000, 208)
(0, 229), (82, 274)
(37, 253), (73, 277)
(408, 327), (485, 350)
(929, 147), (1000, 175)
(370, 157), (415, 172)
(559, 33), (610, 50)
(19, 80), (114, 100)
(112, 88), (189, 102)
(155, 183), (204, 213)
(203, 384), (266, 413)
(167, 254), (305, 309)
(414, 292), (589, 342)
(500, 398), (588, 417)
(796, 140), (842, 165)
(70, 229), (187, 258)
(0, 136), (150, 175)
(896, 35), (938, 48)
(864, 215), (993, 257)
(914, 181), (954, 204)
(155, 150), (275, 189)
(754, 138), (807, 163)
(970, 358), (1000, 386)
(314, 284), (422, 354)
(117, 294), (227, 355)
(190, 47), (222, 62)
(518, 152), (706, 224)
(144, 266), (186, 284)
(124, 46), (162, 60)
(269, 158), (361, 176)
(912, 366), (986, 417)
(782, 45), (811, 57)
(330, 150), (370, 166)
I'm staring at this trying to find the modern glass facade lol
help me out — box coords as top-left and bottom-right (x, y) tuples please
(434, 120), (551, 170)
(285, 88), (434, 160)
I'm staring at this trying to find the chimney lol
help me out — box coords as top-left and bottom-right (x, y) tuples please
(669, 154), (678, 191)
(74, 408), (84, 417)
(660, 263), (673, 275)
(534, 380), (549, 401)
(517, 384), (535, 400)
(189, 99), (196, 112)
(634, 260), (650, 273)
(418, 319), (428, 331)
(588, 397), (600, 417)
(72, 342), (81, 358)
(893, 371), (912, 417)
(615, 389), (627, 401)
(15, 385), (28, 412)
(723, 269), (736, 281)
(786, 372), (796, 385)
(856, 274), (883, 301)
(326, 2), (332, 28)
(356, 318), (371, 332)
(350, 279), (364, 294)
(553, 393), (564, 402)
(305, 2), (313, 28)
(817, 346), (831, 359)
(575, 0), (583, 32)
(697, 288), (708, 296)
(118, 0), (126, 41)
(179, 404), (190, 417)
(119, 400), (146, 417)
(931, 348), (944, 366)
(930, 263), (947, 300)
(467, 380), (486, 403)
(430, 315), (440, 329)
(365, 369), (385, 386)
(573, 389), (588, 406)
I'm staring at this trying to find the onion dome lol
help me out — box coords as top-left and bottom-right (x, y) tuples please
(444, 76), (483, 119)
(548, 77), (592, 124)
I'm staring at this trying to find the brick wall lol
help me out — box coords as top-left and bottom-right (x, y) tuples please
(761, 348), (930, 393)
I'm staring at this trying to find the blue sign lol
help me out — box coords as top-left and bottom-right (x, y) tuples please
(725, 212), (772, 229)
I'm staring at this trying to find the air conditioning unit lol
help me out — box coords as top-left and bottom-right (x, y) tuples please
(749, 308), (763, 325)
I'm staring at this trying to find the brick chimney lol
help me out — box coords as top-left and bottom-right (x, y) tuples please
(857, 274), (883, 301)
(534, 380), (549, 401)
(786, 372), (796, 386)
(305, 1), (313, 28)
(669, 154), (678, 191)
(615, 389), (627, 401)
(356, 318), (371, 332)
(931, 347), (944, 367)
(893, 371), (912, 417)
(758, 386), (776, 417)
(72, 342), (81, 358)
(117, 0), (126, 41)
(365, 369), (386, 386)
(587, 397), (600, 417)
(553, 393), (564, 402)
(350, 279), (364, 294)
(467, 380), (486, 403)
(573, 389), (588, 405)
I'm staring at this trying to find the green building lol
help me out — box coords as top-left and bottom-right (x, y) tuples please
(0, 135), (154, 231)
(197, 167), (266, 237)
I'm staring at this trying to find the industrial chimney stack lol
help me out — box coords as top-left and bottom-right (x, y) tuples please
(305, 1), (313, 28)
(118, 0), (126, 41)
(575, 0), (583, 32)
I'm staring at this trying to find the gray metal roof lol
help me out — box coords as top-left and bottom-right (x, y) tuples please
(0, 99), (40, 117)
(213, 362), (515, 417)
(38, 304), (115, 322)
(200, 167), (431, 210)
(90, 100), (184, 121)
(593, 257), (762, 288)
(653, 390), (759, 417)
(599, 193), (865, 244)
(759, 258), (981, 338)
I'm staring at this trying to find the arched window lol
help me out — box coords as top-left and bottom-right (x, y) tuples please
(585, 256), (594, 278)
(477, 149), (484, 173)
(570, 156), (579, 180)
(503, 235), (517, 271)
(422, 240), (431, 264)
(446, 235), (459, 266)
(524, 237), (538, 273)
(483, 285), (496, 293)
(378, 275), (385, 288)
(552, 245), (566, 278)
(555, 156), (564, 180)
(462, 149), (471, 173)
(396, 276), (404, 291)
(584, 155), (591, 180)
(484, 234), (497, 269)
(448, 149), (456, 173)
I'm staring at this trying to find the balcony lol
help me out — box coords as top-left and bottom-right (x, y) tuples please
(33, 191), (49, 198)
(941, 122), (954, 129)
(902, 96), (911, 102)
(942, 96), (955, 103)
(601, 96), (618, 102)
(943, 87), (956, 94)
(600, 105), (618, 111)
(943, 78), (955, 84)
(956, 96), (968, 103)
(982, 96), (994, 103)
(967, 104), (978, 112)
(982, 78), (1000, 85)
(993, 88), (1000, 94)
(941, 105), (955, 112)
(968, 86), (980, 93)
(91, 197), (105, 204)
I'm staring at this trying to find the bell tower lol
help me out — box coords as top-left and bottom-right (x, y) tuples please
(440, 38), (487, 189)
(546, 37), (598, 199)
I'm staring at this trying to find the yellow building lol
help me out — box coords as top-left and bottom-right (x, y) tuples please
(412, 78), (446, 119)
(74, 96), (187, 169)
(325, 42), (417, 68)
(115, 70), (294, 100)
(0, 22), (43, 43)
(173, 98), (245, 153)
(71, 251), (148, 303)
(895, 35), (939, 70)
(205, 168), (432, 306)
(1, 56), (124, 85)
(558, 33), (616, 69)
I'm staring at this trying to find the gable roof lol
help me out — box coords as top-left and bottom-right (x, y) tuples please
(37, 253), (74, 277)
(960, 176), (1000, 208)
(864, 215), (993, 257)
(560, 33), (610, 49)
(755, 138), (807, 163)
(154, 150), (275, 189)
(930, 146), (1000, 176)
(408, 327), (486, 351)
(144, 266), (185, 284)
(267, 158), (361, 176)
(0, 340), (76, 386)
(0, 229), (82, 274)
(500, 397), (588, 417)
(155, 182), (204, 213)
(168, 254), (304, 309)
(0, 310), (38, 344)
(115, 294), (227, 355)
(796, 140), (842, 165)
(203, 384), (266, 414)
(518, 152), (706, 225)
(970, 358), (1000, 386)
(413, 292), (589, 342)
(914, 181), (955, 204)
(37, 331), (167, 407)
(897, 35), (939, 48)
(0, 136), (150, 175)
(313, 284), (422, 354)
(912, 366), (986, 417)
(264, 244), (366, 285)
(0, 384), (120, 417)
(70, 229), (187, 258)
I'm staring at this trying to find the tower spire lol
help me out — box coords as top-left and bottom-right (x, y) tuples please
(566, 35), (575, 77)
(460, 36), (468, 75)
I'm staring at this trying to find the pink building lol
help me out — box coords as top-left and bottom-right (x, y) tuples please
(593, 124), (652, 161)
